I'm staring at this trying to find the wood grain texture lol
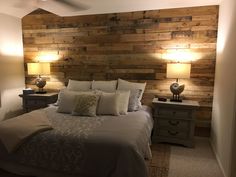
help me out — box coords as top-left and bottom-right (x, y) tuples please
(22, 6), (219, 131)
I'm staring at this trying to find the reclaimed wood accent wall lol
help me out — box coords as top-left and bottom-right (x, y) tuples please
(22, 6), (219, 134)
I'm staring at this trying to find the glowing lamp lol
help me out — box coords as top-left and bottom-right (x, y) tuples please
(166, 63), (191, 102)
(27, 63), (50, 93)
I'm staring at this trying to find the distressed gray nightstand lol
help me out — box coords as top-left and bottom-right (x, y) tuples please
(152, 98), (199, 147)
(19, 92), (58, 112)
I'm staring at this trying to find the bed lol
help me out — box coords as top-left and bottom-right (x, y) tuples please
(0, 105), (153, 177)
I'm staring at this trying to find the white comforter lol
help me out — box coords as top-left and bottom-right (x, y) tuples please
(0, 105), (153, 177)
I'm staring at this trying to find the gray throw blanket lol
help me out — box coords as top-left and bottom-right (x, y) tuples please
(0, 111), (53, 153)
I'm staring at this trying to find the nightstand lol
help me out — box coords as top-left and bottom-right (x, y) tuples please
(152, 98), (199, 147)
(19, 92), (58, 112)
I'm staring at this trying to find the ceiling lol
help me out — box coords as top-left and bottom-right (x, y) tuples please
(0, 0), (221, 18)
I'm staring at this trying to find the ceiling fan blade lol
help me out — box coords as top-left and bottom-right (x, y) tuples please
(14, 0), (38, 9)
(54, 0), (89, 11)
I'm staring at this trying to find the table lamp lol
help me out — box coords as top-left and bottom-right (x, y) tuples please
(166, 63), (191, 102)
(27, 62), (50, 94)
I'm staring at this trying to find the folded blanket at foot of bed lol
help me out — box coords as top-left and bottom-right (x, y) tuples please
(0, 111), (53, 153)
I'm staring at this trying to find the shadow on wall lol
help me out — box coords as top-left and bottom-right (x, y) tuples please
(0, 56), (25, 90)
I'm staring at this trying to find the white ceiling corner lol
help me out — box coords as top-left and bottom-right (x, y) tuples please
(0, 0), (221, 18)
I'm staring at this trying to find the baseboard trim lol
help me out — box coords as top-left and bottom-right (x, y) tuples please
(210, 139), (228, 177)
(195, 127), (210, 137)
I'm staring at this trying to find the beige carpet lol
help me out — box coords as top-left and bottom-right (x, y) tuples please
(168, 138), (224, 177)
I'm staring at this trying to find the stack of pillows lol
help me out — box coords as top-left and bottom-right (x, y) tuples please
(56, 79), (146, 117)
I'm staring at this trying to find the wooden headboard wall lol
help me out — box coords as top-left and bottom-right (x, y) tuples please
(22, 5), (219, 135)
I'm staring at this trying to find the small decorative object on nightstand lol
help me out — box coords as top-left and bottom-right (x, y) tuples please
(152, 98), (199, 147)
(19, 92), (58, 112)
(166, 63), (191, 102)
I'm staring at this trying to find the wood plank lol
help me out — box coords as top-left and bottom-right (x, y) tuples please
(22, 6), (219, 132)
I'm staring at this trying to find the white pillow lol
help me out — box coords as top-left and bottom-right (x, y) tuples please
(97, 92), (120, 116)
(117, 78), (146, 107)
(92, 80), (117, 92)
(54, 88), (67, 106)
(116, 90), (130, 115)
(57, 90), (95, 113)
(57, 91), (76, 113)
(67, 79), (91, 91)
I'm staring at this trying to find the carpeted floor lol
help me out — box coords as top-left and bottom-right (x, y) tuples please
(168, 138), (224, 177)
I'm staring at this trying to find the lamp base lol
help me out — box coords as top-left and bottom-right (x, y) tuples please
(169, 81), (185, 103)
(170, 99), (182, 102)
(35, 76), (47, 94)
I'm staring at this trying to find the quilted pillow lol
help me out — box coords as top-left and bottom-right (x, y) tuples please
(72, 94), (99, 117)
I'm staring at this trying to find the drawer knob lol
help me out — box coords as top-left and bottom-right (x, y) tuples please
(168, 120), (180, 126)
(168, 130), (179, 136)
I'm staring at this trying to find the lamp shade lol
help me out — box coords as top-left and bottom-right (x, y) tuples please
(27, 63), (50, 75)
(166, 63), (191, 79)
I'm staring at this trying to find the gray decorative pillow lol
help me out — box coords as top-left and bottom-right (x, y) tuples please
(117, 78), (146, 107)
(128, 89), (142, 112)
(72, 94), (99, 117)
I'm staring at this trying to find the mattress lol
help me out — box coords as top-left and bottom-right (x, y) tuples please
(0, 105), (153, 177)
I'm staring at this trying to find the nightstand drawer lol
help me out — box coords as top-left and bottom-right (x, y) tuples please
(156, 108), (190, 119)
(158, 119), (190, 130)
(25, 100), (47, 107)
(158, 129), (188, 139)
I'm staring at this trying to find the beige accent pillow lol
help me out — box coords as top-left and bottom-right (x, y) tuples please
(57, 90), (94, 113)
(97, 92), (120, 116)
(116, 90), (130, 115)
(72, 94), (99, 117)
(117, 78), (146, 107)
(92, 80), (117, 92)
(67, 79), (91, 91)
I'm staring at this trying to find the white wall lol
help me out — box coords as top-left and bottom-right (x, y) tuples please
(232, 108), (236, 177)
(0, 13), (25, 120)
(211, 0), (236, 176)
